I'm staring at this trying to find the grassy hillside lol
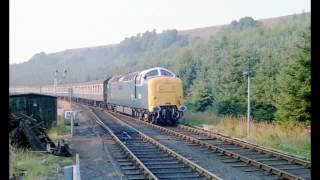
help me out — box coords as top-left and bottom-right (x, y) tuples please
(10, 29), (189, 85)
(179, 13), (302, 38)
(10, 13), (308, 86)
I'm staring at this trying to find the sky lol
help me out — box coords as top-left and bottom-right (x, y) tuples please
(10, 0), (310, 64)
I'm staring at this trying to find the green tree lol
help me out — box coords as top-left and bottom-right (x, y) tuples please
(176, 48), (199, 93)
(275, 28), (311, 123)
(229, 16), (258, 31)
(187, 78), (214, 111)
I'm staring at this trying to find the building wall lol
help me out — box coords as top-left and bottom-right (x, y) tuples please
(9, 94), (57, 128)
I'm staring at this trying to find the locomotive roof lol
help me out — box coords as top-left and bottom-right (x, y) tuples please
(44, 79), (106, 88)
(108, 67), (175, 83)
(11, 79), (107, 89)
(109, 71), (141, 83)
(58, 79), (106, 86)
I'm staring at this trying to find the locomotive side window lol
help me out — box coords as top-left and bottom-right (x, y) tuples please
(144, 70), (158, 79)
(160, 69), (174, 77)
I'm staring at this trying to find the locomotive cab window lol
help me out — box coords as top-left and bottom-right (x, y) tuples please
(160, 69), (174, 77)
(144, 70), (159, 79)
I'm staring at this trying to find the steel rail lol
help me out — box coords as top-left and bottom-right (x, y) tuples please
(83, 106), (158, 180)
(106, 111), (222, 180)
(109, 111), (306, 180)
(178, 124), (311, 168)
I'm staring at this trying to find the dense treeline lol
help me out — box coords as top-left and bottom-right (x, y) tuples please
(175, 14), (310, 124)
(10, 13), (310, 124)
(119, 29), (188, 54)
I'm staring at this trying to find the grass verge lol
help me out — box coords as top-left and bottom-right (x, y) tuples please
(180, 111), (220, 126)
(9, 146), (73, 179)
(181, 112), (310, 160)
(47, 115), (70, 140)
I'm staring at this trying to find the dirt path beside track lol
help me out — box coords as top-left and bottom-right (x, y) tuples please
(65, 101), (123, 180)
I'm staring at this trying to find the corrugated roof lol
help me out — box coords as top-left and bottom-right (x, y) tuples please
(10, 93), (57, 98)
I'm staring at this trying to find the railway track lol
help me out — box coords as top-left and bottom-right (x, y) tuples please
(178, 124), (310, 163)
(81, 105), (222, 180)
(107, 110), (311, 180)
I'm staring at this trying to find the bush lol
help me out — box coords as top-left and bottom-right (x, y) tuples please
(212, 100), (246, 116)
(187, 79), (213, 112)
(47, 123), (70, 140)
(251, 102), (276, 121)
(208, 100), (276, 121)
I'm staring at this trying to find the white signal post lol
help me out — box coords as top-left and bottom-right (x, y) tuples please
(71, 113), (73, 137)
(243, 71), (251, 138)
(69, 89), (73, 138)
(65, 111), (75, 137)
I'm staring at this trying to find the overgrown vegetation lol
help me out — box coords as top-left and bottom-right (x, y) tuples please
(275, 30), (311, 123)
(216, 116), (310, 159)
(9, 145), (73, 179)
(47, 115), (70, 140)
(180, 111), (220, 126)
(180, 13), (310, 124)
(181, 113), (310, 159)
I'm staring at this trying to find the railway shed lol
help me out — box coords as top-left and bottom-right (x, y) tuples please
(9, 93), (57, 128)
